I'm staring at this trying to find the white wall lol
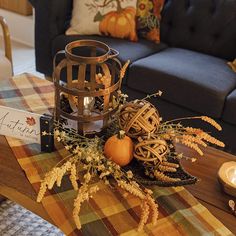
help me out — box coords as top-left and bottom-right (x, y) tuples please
(0, 8), (34, 47)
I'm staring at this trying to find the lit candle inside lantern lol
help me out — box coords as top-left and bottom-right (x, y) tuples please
(83, 96), (95, 116)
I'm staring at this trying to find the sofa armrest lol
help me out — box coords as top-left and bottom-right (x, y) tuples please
(30, 0), (72, 76)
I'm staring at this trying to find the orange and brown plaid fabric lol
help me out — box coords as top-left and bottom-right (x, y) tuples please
(0, 74), (233, 236)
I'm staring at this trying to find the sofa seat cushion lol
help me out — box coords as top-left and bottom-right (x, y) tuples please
(222, 90), (236, 125)
(52, 35), (167, 64)
(128, 48), (236, 118)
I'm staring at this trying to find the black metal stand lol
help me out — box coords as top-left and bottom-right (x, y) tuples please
(40, 114), (54, 152)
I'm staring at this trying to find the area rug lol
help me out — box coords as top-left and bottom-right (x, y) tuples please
(0, 200), (64, 236)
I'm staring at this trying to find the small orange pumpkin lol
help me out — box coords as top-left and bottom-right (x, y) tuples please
(99, 7), (137, 41)
(104, 130), (134, 166)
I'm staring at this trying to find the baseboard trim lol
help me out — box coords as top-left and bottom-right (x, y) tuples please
(10, 36), (34, 47)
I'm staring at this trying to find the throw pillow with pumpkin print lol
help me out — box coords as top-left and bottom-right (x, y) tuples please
(136, 0), (165, 43)
(67, 0), (138, 41)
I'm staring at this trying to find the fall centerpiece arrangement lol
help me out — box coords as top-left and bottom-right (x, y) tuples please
(37, 92), (224, 231)
(37, 40), (225, 231)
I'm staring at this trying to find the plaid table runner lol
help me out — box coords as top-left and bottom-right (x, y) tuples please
(0, 74), (233, 236)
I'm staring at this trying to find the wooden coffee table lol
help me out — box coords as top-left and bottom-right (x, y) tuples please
(0, 136), (236, 234)
(178, 145), (236, 234)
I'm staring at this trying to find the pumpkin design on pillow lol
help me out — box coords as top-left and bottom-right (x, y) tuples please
(88, 0), (138, 41)
(99, 6), (137, 41)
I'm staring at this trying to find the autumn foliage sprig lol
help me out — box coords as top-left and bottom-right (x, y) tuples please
(37, 122), (158, 231)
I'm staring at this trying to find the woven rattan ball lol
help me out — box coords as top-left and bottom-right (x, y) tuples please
(134, 137), (168, 165)
(119, 100), (160, 138)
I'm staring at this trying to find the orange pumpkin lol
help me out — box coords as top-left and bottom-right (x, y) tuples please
(99, 7), (137, 41)
(104, 130), (134, 166)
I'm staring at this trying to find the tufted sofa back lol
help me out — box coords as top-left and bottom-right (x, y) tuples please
(160, 0), (236, 60)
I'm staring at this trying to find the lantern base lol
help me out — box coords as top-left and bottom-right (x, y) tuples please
(60, 97), (105, 136)
(83, 120), (104, 136)
(61, 112), (104, 137)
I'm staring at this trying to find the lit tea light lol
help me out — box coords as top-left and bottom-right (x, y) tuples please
(218, 161), (236, 197)
(228, 167), (236, 186)
(68, 95), (95, 116)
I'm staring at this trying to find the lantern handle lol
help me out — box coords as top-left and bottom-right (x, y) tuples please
(53, 50), (66, 71)
(108, 48), (119, 59)
(53, 50), (66, 82)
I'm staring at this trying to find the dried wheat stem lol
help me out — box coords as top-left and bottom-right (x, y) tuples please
(73, 184), (99, 230)
(181, 139), (203, 156)
(119, 60), (130, 87)
(37, 182), (47, 203)
(161, 161), (179, 168)
(147, 195), (158, 225)
(70, 164), (78, 190)
(199, 132), (225, 147)
(158, 165), (177, 172)
(138, 200), (150, 231)
(163, 116), (222, 131)
(185, 127), (203, 134)
(154, 170), (180, 182)
(200, 116), (222, 131)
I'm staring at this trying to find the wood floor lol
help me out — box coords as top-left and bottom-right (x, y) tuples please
(0, 37), (43, 77)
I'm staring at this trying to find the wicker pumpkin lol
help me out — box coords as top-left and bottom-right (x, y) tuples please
(99, 7), (137, 41)
(134, 136), (168, 165)
(119, 100), (160, 139)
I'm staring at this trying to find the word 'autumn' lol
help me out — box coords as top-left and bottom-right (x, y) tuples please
(0, 112), (39, 137)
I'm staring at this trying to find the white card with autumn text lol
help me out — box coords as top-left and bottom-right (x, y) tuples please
(0, 105), (41, 143)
